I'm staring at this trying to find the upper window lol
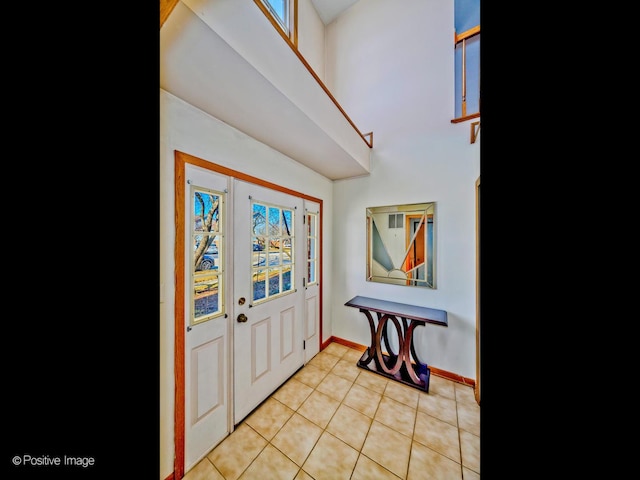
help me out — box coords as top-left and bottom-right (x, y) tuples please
(256, 0), (296, 45)
(454, 0), (480, 120)
(264, 0), (288, 27)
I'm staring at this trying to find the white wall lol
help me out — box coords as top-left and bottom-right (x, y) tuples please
(326, 0), (481, 379)
(297, 0), (326, 79)
(159, 90), (334, 479)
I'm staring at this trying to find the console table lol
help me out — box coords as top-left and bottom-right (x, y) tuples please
(345, 295), (447, 393)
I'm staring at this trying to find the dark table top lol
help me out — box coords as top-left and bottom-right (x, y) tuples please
(345, 295), (447, 326)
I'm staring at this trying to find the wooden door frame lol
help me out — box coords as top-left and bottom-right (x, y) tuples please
(475, 176), (480, 405)
(173, 150), (323, 479)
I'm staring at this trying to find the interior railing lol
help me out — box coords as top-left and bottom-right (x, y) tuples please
(161, 0), (374, 149)
(451, 24), (480, 143)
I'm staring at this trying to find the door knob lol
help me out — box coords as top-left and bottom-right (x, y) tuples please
(237, 313), (248, 323)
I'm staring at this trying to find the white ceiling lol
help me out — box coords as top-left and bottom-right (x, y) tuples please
(310, 0), (360, 24)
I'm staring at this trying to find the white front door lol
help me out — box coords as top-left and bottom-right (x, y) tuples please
(303, 200), (321, 363)
(183, 165), (231, 471)
(232, 179), (305, 424)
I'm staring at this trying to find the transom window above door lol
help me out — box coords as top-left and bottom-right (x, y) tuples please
(251, 201), (295, 303)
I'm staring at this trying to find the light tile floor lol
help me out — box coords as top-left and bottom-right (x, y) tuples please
(185, 342), (480, 480)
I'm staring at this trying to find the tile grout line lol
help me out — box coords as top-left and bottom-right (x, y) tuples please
(305, 349), (406, 479)
(203, 346), (477, 479)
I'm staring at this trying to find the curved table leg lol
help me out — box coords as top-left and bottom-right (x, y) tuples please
(375, 314), (404, 375)
(358, 308), (377, 366)
(402, 319), (424, 385)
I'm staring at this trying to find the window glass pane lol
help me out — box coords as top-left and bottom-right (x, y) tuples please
(464, 35), (480, 114)
(308, 260), (316, 284)
(194, 192), (221, 232)
(262, 0), (288, 33)
(195, 234), (220, 271)
(269, 207), (280, 235)
(269, 0), (286, 22)
(282, 210), (292, 235)
(253, 246), (266, 267)
(454, 0), (480, 118)
(253, 204), (267, 235)
(306, 212), (318, 286)
(282, 237), (292, 266)
(267, 238), (278, 257)
(251, 200), (295, 303)
(194, 271), (220, 318)
(253, 269), (266, 301)
(252, 236), (265, 252)
(455, 0), (480, 31)
(268, 268), (281, 296)
(454, 35), (480, 117)
(308, 214), (316, 237)
(192, 188), (224, 324)
(282, 266), (292, 293)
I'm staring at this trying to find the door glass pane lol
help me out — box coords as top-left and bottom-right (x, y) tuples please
(194, 271), (219, 318)
(252, 269), (266, 301)
(269, 207), (280, 235)
(268, 269), (281, 296)
(251, 201), (295, 303)
(306, 212), (318, 285)
(282, 210), (292, 235)
(253, 204), (267, 236)
(282, 266), (292, 293)
(252, 236), (265, 252)
(194, 234), (221, 271)
(282, 238), (292, 266)
(192, 188), (224, 324)
(308, 260), (316, 284)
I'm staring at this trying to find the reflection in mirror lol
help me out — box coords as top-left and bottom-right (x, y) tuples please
(366, 202), (436, 288)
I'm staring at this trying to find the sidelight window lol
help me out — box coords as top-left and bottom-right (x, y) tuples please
(191, 187), (225, 324)
(306, 210), (318, 286)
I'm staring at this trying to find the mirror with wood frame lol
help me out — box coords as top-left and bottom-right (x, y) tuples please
(366, 202), (436, 288)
